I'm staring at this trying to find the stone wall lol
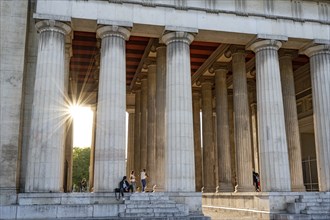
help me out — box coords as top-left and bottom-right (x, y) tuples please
(0, 0), (29, 204)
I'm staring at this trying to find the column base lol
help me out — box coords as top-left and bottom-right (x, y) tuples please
(203, 186), (216, 193)
(291, 185), (306, 192)
(235, 185), (255, 192)
(217, 183), (234, 192)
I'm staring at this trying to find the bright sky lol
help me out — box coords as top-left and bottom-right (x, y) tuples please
(70, 106), (93, 148)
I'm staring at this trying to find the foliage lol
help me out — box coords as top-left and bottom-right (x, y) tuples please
(72, 147), (90, 191)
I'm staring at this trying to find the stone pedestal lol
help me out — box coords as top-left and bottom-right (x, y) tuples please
(231, 47), (254, 192)
(162, 31), (195, 192)
(94, 25), (130, 192)
(214, 65), (232, 192)
(25, 20), (71, 192)
(304, 45), (330, 192)
(250, 40), (291, 192)
(279, 50), (305, 192)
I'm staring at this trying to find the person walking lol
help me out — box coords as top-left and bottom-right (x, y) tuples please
(140, 169), (148, 192)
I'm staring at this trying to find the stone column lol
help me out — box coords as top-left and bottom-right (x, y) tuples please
(146, 59), (157, 189)
(250, 40), (291, 192)
(162, 31), (195, 192)
(133, 89), (141, 182)
(25, 20), (71, 192)
(231, 46), (254, 192)
(214, 64), (233, 191)
(279, 50), (305, 192)
(126, 111), (135, 177)
(94, 25), (130, 192)
(201, 79), (216, 192)
(303, 44), (330, 192)
(155, 45), (166, 191)
(140, 76), (148, 171)
(192, 89), (202, 192)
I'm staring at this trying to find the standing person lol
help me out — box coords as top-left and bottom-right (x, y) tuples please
(130, 170), (136, 192)
(140, 168), (148, 192)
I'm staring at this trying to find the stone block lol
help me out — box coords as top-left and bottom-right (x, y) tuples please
(17, 205), (57, 219)
(93, 204), (119, 217)
(57, 205), (93, 218)
(0, 205), (17, 219)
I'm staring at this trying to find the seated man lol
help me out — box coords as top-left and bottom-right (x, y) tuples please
(117, 176), (133, 200)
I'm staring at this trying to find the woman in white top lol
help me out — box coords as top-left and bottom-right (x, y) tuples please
(130, 170), (136, 192)
(140, 169), (148, 192)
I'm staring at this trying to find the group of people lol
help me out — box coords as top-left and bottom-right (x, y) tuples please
(116, 169), (148, 200)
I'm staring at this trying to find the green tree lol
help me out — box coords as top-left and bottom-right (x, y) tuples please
(72, 147), (90, 192)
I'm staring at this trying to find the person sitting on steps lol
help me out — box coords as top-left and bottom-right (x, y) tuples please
(118, 176), (133, 200)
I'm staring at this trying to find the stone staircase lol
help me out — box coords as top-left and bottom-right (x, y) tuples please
(119, 193), (190, 218)
(274, 192), (330, 220)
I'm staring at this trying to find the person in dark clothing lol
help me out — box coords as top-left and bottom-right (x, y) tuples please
(118, 176), (133, 200)
(253, 171), (260, 191)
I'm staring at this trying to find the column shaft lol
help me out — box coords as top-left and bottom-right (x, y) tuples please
(25, 20), (71, 192)
(215, 68), (232, 191)
(232, 49), (254, 192)
(126, 112), (135, 177)
(193, 91), (202, 192)
(202, 81), (216, 192)
(155, 46), (166, 191)
(147, 63), (157, 189)
(162, 32), (195, 192)
(304, 45), (330, 191)
(279, 52), (305, 191)
(133, 90), (141, 181)
(140, 78), (148, 171)
(94, 26), (130, 192)
(251, 40), (291, 192)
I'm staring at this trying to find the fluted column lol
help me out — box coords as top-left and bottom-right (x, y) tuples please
(162, 31), (195, 192)
(146, 59), (157, 189)
(133, 89), (141, 181)
(303, 44), (330, 192)
(250, 40), (291, 192)
(214, 64), (232, 191)
(279, 50), (305, 192)
(228, 91), (236, 187)
(192, 89), (202, 192)
(126, 112), (135, 177)
(140, 77), (148, 171)
(155, 45), (166, 191)
(201, 79), (216, 192)
(94, 25), (130, 192)
(25, 20), (71, 192)
(231, 47), (254, 192)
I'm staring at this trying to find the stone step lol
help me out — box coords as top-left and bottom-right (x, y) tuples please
(306, 205), (330, 211)
(124, 200), (176, 205)
(126, 203), (178, 209)
(287, 202), (330, 214)
(297, 198), (330, 203)
(298, 193), (330, 199)
(301, 209), (330, 215)
(273, 213), (311, 220)
(310, 214), (330, 220)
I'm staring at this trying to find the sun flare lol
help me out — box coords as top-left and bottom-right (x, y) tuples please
(69, 105), (93, 148)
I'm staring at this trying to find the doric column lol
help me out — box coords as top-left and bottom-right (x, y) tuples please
(228, 91), (236, 187)
(133, 89), (141, 182)
(126, 111), (135, 177)
(192, 89), (202, 192)
(155, 45), (166, 191)
(213, 64), (233, 191)
(303, 44), (330, 192)
(25, 20), (71, 192)
(140, 76), (148, 171)
(247, 79), (259, 173)
(94, 25), (130, 192)
(279, 50), (305, 192)
(162, 31), (195, 192)
(201, 79), (216, 192)
(231, 46), (254, 192)
(250, 40), (291, 192)
(146, 59), (157, 189)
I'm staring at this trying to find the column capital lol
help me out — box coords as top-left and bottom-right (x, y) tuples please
(250, 40), (282, 53)
(96, 25), (130, 40)
(200, 77), (214, 89)
(227, 45), (246, 57)
(302, 44), (330, 57)
(192, 87), (201, 96)
(151, 42), (166, 52)
(143, 58), (156, 68)
(161, 31), (195, 45)
(210, 62), (230, 75)
(278, 49), (298, 59)
(35, 20), (71, 35)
